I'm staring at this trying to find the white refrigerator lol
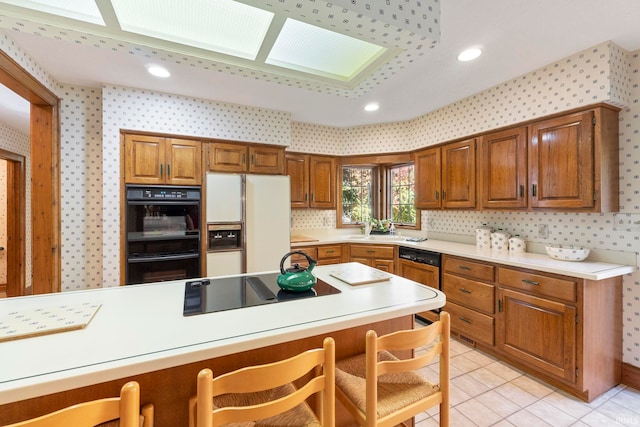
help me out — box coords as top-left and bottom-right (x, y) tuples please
(206, 173), (291, 276)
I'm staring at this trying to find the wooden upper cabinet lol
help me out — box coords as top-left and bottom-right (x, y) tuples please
(528, 107), (619, 212)
(441, 138), (476, 209)
(249, 145), (284, 174)
(415, 146), (442, 209)
(529, 111), (594, 209)
(166, 138), (202, 185)
(309, 156), (336, 208)
(286, 154), (310, 208)
(479, 127), (528, 209)
(285, 153), (336, 209)
(124, 134), (201, 185)
(208, 142), (247, 173)
(208, 142), (284, 174)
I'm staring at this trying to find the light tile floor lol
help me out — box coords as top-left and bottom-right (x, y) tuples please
(413, 320), (640, 427)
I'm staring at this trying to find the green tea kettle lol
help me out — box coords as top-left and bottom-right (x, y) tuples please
(277, 251), (317, 292)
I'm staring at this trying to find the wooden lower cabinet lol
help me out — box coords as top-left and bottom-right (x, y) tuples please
(497, 287), (576, 383)
(349, 244), (395, 273)
(445, 301), (494, 346)
(397, 258), (440, 322)
(442, 254), (622, 402)
(291, 244), (345, 267)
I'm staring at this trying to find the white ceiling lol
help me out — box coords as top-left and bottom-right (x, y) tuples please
(2, 0), (640, 136)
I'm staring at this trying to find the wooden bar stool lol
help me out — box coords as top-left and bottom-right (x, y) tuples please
(334, 312), (450, 427)
(189, 337), (335, 427)
(5, 381), (154, 427)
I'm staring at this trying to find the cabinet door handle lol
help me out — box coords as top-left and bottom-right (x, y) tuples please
(167, 164), (170, 177)
(160, 164), (163, 177)
(251, 154), (255, 165)
(242, 153), (246, 164)
(304, 193), (308, 201)
(435, 191), (439, 200)
(459, 288), (472, 294)
(531, 184), (537, 197)
(459, 317), (472, 324)
(498, 299), (502, 312)
(367, 250), (375, 254)
(519, 184), (524, 197)
(326, 250), (335, 254)
(311, 193), (314, 202)
(458, 265), (471, 271)
(442, 191), (446, 200)
(522, 279), (539, 286)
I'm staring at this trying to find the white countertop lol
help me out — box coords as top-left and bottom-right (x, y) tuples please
(0, 263), (445, 404)
(292, 235), (636, 281)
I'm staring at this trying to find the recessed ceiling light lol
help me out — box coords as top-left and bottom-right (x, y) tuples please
(364, 102), (379, 112)
(457, 48), (482, 62)
(147, 65), (171, 78)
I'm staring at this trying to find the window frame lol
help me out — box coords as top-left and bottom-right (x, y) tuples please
(337, 153), (420, 230)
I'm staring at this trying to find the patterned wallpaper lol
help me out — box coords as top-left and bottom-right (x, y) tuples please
(290, 42), (640, 366)
(1, 32), (639, 367)
(100, 85), (292, 287)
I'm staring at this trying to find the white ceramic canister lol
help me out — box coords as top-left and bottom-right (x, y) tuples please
(508, 235), (526, 253)
(490, 230), (511, 251)
(475, 225), (493, 249)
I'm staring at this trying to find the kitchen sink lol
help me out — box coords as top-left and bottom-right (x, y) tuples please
(345, 234), (404, 241)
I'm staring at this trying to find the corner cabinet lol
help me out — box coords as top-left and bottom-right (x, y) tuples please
(285, 153), (336, 209)
(208, 142), (284, 174)
(124, 134), (202, 185)
(528, 106), (619, 212)
(414, 147), (442, 209)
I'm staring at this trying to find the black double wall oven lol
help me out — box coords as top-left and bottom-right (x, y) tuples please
(125, 185), (201, 284)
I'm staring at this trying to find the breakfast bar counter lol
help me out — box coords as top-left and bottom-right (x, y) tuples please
(0, 263), (445, 426)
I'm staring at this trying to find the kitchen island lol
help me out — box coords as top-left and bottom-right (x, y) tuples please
(0, 263), (445, 426)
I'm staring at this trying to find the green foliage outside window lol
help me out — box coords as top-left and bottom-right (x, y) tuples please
(388, 164), (416, 225)
(341, 166), (373, 224)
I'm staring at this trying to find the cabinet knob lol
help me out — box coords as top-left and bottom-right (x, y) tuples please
(160, 164), (163, 177)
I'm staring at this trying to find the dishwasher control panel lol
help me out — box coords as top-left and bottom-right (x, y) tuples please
(398, 246), (441, 267)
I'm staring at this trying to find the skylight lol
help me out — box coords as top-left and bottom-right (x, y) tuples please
(0, 0), (104, 25)
(0, 0), (394, 86)
(266, 18), (387, 81)
(110, 0), (274, 60)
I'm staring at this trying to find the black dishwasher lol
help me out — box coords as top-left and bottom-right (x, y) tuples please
(398, 246), (441, 323)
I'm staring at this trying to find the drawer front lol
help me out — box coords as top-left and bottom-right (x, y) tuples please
(444, 256), (495, 282)
(442, 273), (495, 314)
(444, 302), (495, 346)
(317, 244), (343, 259)
(291, 247), (318, 265)
(350, 244), (395, 259)
(498, 268), (577, 302)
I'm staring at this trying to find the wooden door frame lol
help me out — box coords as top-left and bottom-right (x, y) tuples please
(0, 49), (60, 295)
(0, 151), (25, 296)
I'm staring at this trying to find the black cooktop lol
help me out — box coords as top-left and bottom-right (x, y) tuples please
(183, 272), (341, 316)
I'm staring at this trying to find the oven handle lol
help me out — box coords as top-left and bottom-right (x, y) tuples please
(128, 253), (199, 263)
